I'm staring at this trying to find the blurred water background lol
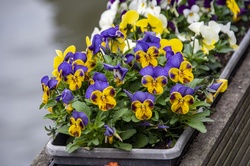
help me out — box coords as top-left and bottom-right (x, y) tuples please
(0, 0), (107, 165)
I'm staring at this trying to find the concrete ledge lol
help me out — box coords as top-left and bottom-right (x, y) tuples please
(179, 48), (250, 166)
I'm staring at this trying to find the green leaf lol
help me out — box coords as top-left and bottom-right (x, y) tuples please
(56, 125), (69, 135)
(39, 103), (45, 109)
(44, 100), (57, 109)
(134, 134), (149, 148)
(131, 115), (140, 122)
(216, 47), (233, 53)
(156, 97), (166, 106)
(103, 54), (112, 64)
(114, 142), (132, 151)
(72, 101), (91, 118)
(170, 116), (179, 125)
(43, 113), (59, 119)
(190, 101), (211, 109)
(66, 143), (81, 153)
(91, 138), (99, 145)
(187, 119), (207, 133)
(193, 110), (211, 117)
(186, 78), (204, 88)
(121, 129), (137, 140)
(148, 134), (159, 144)
(198, 65), (210, 71)
(113, 108), (128, 122)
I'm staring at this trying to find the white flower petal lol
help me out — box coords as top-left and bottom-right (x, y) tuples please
(188, 21), (204, 35)
(208, 21), (221, 34)
(191, 5), (199, 13)
(183, 9), (190, 17)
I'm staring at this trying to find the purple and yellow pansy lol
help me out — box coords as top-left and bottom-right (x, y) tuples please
(170, 84), (195, 114)
(140, 66), (168, 95)
(164, 48), (194, 84)
(86, 73), (116, 111)
(104, 63), (128, 86)
(206, 79), (228, 103)
(41, 76), (58, 104)
(68, 110), (89, 138)
(124, 90), (155, 120)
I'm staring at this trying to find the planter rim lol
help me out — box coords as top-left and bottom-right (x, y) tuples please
(46, 127), (194, 160)
(45, 28), (250, 161)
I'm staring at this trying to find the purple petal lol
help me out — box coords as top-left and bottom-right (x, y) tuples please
(64, 52), (74, 62)
(61, 89), (74, 104)
(216, 0), (226, 5)
(164, 46), (174, 60)
(204, 0), (213, 8)
(170, 84), (194, 96)
(134, 41), (149, 52)
(124, 89), (133, 101)
(124, 53), (134, 64)
(58, 62), (72, 76)
(104, 125), (114, 136)
(73, 65), (88, 73)
(139, 66), (154, 76)
(47, 79), (58, 90)
(73, 52), (87, 62)
(92, 72), (108, 83)
(209, 82), (222, 91)
(89, 34), (103, 54)
(103, 63), (115, 71)
(72, 110), (89, 126)
(85, 81), (109, 99)
(154, 66), (168, 77)
(41, 76), (49, 84)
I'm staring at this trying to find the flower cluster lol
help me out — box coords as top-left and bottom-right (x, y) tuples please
(40, 0), (249, 152)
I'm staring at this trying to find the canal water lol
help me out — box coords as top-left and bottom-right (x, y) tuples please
(0, 0), (106, 165)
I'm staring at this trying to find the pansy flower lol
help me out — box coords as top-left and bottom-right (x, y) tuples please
(170, 84), (195, 114)
(183, 5), (200, 23)
(206, 79), (228, 103)
(119, 10), (139, 36)
(53, 62), (72, 84)
(68, 110), (89, 138)
(72, 52), (96, 74)
(41, 76), (58, 104)
(104, 125), (122, 144)
(164, 50), (194, 84)
(59, 89), (75, 113)
(52, 45), (76, 77)
(124, 90), (155, 120)
(135, 46), (160, 68)
(86, 74), (116, 111)
(140, 66), (168, 95)
(65, 65), (88, 91)
(160, 38), (183, 54)
(101, 26), (126, 53)
(134, 32), (161, 53)
(104, 63), (128, 86)
(136, 13), (164, 35)
(226, 0), (240, 21)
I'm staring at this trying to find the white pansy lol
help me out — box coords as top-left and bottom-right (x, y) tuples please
(159, 14), (168, 28)
(192, 38), (202, 53)
(219, 22), (238, 50)
(99, 0), (119, 30)
(183, 5), (200, 23)
(188, 21), (204, 35)
(99, 10), (116, 30)
(201, 21), (220, 45)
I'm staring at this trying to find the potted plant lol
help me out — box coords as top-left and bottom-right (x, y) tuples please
(40, 0), (250, 165)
